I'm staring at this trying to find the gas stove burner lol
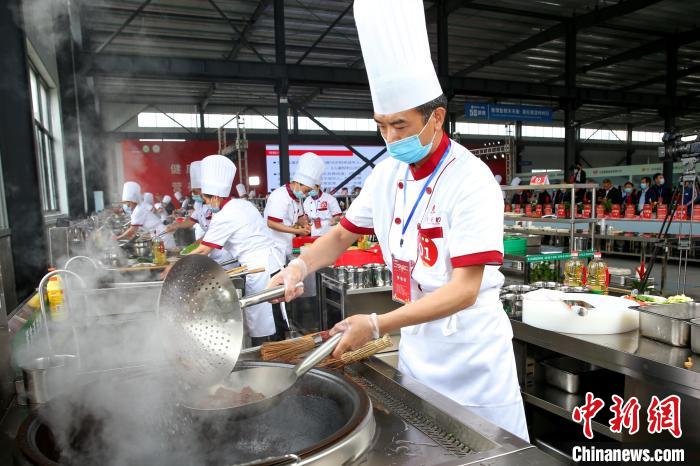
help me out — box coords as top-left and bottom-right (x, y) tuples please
(16, 362), (375, 466)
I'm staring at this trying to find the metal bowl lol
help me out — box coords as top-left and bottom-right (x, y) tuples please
(556, 286), (589, 293)
(531, 281), (560, 290)
(504, 284), (534, 294)
(501, 293), (523, 318)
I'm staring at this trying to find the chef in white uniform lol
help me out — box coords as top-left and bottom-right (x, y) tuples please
(143, 192), (155, 212)
(116, 181), (175, 248)
(264, 152), (324, 256)
(303, 187), (342, 236)
(186, 155), (286, 344)
(269, 0), (528, 442)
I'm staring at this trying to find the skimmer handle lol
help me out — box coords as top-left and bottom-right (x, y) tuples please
(238, 282), (303, 308)
(293, 332), (343, 378)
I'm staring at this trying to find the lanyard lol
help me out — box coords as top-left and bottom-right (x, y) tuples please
(400, 142), (451, 247)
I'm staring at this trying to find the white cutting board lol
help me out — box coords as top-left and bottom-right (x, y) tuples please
(522, 291), (639, 334)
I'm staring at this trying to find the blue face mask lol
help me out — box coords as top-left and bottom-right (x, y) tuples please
(122, 204), (132, 215)
(625, 187), (633, 194)
(384, 114), (437, 164)
(640, 183), (647, 190)
(211, 207), (220, 213)
(293, 190), (306, 200)
(308, 189), (319, 198)
(192, 194), (203, 203)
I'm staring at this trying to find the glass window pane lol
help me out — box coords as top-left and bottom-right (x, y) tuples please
(40, 85), (50, 129)
(29, 69), (40, 121)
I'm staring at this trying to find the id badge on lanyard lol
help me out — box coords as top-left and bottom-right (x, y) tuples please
(391, 142), (450, 304)
(392, 256), (413, 304)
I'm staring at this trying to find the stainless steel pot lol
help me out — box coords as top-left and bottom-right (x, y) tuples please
(500, 293), (523, 318)
(131, 238), (152, 258)
(20, 355), (79, 405)
(638, 303), (700, 347)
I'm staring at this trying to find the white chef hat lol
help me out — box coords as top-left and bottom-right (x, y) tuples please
(143, 192), (154, 205)
(235, 183), (247, 197)
(201, 154), (236, 198)
(511, 177), (522, 186)
(190, 161), (202, 189)
(174, 191), (183, 201)
(354, 0), (443, 114)
(121, 181), (141, 203)
(162, 195), (172, 204)
(293, 152), (325, 188)
(494, 175), (503, 184)
(154, 202), (163, 210)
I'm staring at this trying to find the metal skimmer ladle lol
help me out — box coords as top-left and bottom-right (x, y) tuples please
(158, 254), (298, 387)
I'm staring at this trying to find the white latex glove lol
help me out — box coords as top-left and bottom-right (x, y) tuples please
(268, 258), (306, 302)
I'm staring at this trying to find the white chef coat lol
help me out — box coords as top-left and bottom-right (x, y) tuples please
(189, 201), (234, 266)
(201, 198), (285, 338)
(263, 184), (303, 257)
(130, 204), (175, 249)
(341, 133), (528, 442)
(303, 192), (342, 236)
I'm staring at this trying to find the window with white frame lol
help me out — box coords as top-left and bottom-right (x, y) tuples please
(28, 65), (59, 211)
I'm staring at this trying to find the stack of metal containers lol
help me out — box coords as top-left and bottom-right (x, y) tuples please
(332, 263), (392, 290)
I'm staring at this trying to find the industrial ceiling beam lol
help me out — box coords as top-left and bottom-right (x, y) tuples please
(455, 0), (663, 77)
(424, 0), (476, 23)
(578, 108), (632, 126)
(86, 53), (700, 111)
(544, 27), (700, 85)
(226, 0), (272, 61)
(94, 0), (152, 55)
(296, 2), (352, 65)
(617, 63), (700, 92)
(207, 0), (267, 63)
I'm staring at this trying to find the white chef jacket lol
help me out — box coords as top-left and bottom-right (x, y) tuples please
(130, 204), (175, 249)
(201, 198), (285, 338)
(189, 201), (211, 240)
(303, 191), (342, 236)
(263, 184), (303, 257)
(341, 133), (528, 442)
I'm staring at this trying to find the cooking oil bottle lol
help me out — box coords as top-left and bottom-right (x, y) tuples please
(563, 251), (585, 287)
(587, 252), (609, 294)
(151, 233), (167, 265)
(46, 276), (66, 321)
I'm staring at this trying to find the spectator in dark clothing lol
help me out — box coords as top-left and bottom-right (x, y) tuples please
(652, 172), (671, 204)
(537, 190), (552, 204)
(621, 181), (636, 207)
(600, 178), (622, 205)
(568, 162), (587, 183)
(510, 191), (530, 206)
(637, 176), (658, 213)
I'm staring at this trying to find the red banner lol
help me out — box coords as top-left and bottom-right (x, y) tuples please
(657, 205), (668, 219)
(525, 204), (532, 216)
(625, 205), (636, 219)
(556, 204), (566, 217)
(642, 205), (653, 219)
(611, 204), (621, 218)
(544, 204), (553, 216)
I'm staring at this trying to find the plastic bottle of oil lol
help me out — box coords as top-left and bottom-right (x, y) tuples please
(563, 251), (585, 287)
(151, 233), (167, 265)
(587, 252), (609, 294)
(46, 276), (65, 321)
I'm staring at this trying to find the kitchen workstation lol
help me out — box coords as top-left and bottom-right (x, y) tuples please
(5, 0), (700, 464)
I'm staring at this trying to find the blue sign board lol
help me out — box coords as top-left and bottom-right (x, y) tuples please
(465, 103), (552, 122)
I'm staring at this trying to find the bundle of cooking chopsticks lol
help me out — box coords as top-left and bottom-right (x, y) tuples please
(225, 265), (266, 278)
(261, 332), (393, 369)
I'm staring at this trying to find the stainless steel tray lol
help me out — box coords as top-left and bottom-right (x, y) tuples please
(637, 303), (700, 347)
(690, 318), (700, 355)
(540, 356), (600, 394)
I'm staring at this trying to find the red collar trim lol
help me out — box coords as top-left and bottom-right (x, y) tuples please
(285, 184), (297, 201)
(409, 132), (450, 181)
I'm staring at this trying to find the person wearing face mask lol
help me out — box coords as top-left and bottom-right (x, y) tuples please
(268, 0), (528, 442)
(652, 172), (671, 204)
(142, 192), (155, 212)
(303, 185), (343, 236)
(637, 176), (658, 213)
(184, 155), (287, 344)
(161, 195), (174, 216)
(264, 152), (324, 257)
(115, 181), (175, 248)
(621, 182), (636, 206)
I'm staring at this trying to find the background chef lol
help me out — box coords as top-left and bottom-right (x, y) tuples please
(115, 181), (175, 248)
(270, 0), (528, 442)
(264, 152), (325, 256)
(186, 155), (287, 344)
(303, 186), (342, 236)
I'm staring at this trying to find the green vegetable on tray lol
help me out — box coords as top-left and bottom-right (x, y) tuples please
(529, 261), (559, 282)
(180, 242), (200, 256)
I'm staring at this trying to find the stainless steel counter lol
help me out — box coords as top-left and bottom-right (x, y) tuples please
(511, 319), (700, 399)
(1, 350), (562, 466)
